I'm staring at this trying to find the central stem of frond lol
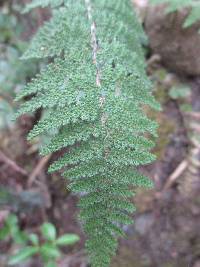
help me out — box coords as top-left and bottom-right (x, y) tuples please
(85, 0), (107, 128)
(85, 0), (101, 88)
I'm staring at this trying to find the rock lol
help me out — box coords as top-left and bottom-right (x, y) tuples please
(144, 4), (200, 76)
(134, 213), (155, 235)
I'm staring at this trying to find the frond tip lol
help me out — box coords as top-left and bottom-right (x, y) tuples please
(17, 0), (160, 266)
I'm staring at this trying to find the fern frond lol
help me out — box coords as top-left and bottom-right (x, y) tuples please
(17, 0), (160, 266)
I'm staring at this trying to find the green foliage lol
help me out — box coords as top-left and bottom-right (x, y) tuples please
(16, 0), (160, 266)
(0, 12), (21, 43)
(1, 215), (79, 267)
(8, 247), (39, 266)
(41, 222), (57, 241)
(0, 45), (37, 129)
(168, 85), (192, 112)
(0, 214), (27, 244)
(169, 85), (191, 100)
(150, 0), (200, 28)
(0, 8), (37, 129)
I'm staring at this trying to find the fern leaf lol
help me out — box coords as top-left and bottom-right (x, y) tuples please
(17, 0), (160, 266)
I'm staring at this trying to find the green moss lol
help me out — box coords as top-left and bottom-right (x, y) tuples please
(154, 113), (175, 159)
(154, 85), (170, 105)
(145, 108), (175, 160)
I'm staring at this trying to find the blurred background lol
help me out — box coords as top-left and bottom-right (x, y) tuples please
(0, 0), (200, 266)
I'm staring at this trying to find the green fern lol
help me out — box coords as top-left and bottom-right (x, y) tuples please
(150, 0), (200, 28)
(16, 1), (160, 266)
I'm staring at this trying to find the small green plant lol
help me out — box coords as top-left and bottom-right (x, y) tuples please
(0, 215), (80, 267)
(0, 214), (27, 245)
(150, 0), (200, 28)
